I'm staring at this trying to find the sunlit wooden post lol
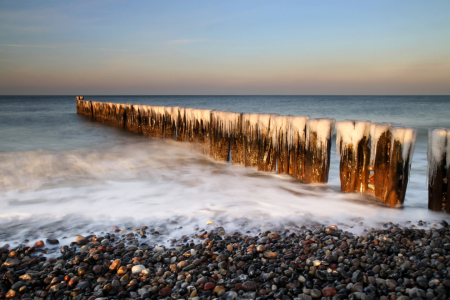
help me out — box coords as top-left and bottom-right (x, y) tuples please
(210, 111), (230, 161)
(370, 124), (417, 207)
(257, 114), (276, 172)
(287, 116), (309, 181)
(272, 116), (289, 174)
(76, 97), (93, 118)
(428, 128), (449, 212)
(304, 118), (335, 183)
(336, 120), (371, 193)
(243, 114), (260, 167)
(230, 113), (245, 164)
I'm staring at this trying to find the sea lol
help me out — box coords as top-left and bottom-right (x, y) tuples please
(1, 95), (450, 247)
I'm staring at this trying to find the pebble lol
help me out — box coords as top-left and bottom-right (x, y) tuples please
(0, 220), (449, 300)
(131, 264), (147, 274)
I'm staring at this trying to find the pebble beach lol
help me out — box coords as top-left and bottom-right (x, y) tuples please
(1, 220), (450, 300)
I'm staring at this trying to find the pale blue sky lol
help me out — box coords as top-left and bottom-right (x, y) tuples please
(1, 0), (449, 95)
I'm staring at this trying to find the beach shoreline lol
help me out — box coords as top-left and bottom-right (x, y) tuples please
(1, 220), (449, 300)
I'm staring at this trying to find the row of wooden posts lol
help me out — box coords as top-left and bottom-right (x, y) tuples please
(76, 97), (448, 212)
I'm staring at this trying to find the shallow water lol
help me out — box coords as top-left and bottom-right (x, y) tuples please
(1, 95), (449, 246)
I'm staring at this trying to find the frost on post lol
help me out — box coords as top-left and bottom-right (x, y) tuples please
(210, 111), (242, 162)
(370, 123), (417, 207)
(256, 114), (277, 172)
(184, 108), (212, 154)
(243, 113), (260, 167)
(336, 120), (371, 193)
(304, 118), (336, 183)
(287, 116), (310, 180)
(427, 128), (450, 213)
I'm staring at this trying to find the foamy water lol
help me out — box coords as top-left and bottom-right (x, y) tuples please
(0, 139), (447, 247)
(1, 95), (449, 247)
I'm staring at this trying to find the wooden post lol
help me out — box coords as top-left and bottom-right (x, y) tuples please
(370, 124), (417, 207)
(257, 114), (276, 172)
(336, 121), (371, 193)
(210, 111), (237, 162)
(243, 114), (260, 167)
(288, 116), (309, 181)
(272, 116), (289, 174)
(229, 113), (245, 164)
(304, 118), (335, 183)
(137, 106), (150, 136)
(176, 108), (186, 142)
(428, 128), (449, 212)
(127, 105), (141, 134)
(76, 98), (93, 118)
(370, 123), (391, 200)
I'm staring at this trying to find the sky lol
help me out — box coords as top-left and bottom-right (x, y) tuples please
(0, 0), (449, 95)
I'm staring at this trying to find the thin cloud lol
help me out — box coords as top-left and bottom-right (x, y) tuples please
(162, 39), (208, 45)
(160, 39), (229, 46)
(0, 44), (60, 49)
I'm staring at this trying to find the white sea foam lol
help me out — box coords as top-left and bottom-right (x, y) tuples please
(1, 138), (442, 247)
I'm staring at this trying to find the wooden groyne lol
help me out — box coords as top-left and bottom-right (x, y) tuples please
(336, 121), (417, 207)
(428, 128), (450, 213)
(76, 97), (334, 184)
(76, 97), (430, 210)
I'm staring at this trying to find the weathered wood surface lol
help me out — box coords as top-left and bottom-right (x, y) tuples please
(369, 124), (417, 207)
(428, 128), (449, 213)
(339, 136), (370, 193)
(304, 119), (335, 184)
(336, 121), (371, 193)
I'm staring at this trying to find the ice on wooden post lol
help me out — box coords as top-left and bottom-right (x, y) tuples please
(387, 126), (417, 206)
(369, 123), (391, 200)
(336, 120), (371, 193)
(163, 106), (180, 139)
(135, 105), (150, 136)
(370, 123), (417, 207)
(257, 114), (277, 172)
(183, 108), (211, 154)
(243, 114), (260, 167)
(210, 111), (241, 161)
(304, 118), (335, 183)
(271, 115), (290, 174)
(287, 116), (310, 180)
(427, 128), (450, 213)
(229, 113), (245, 165)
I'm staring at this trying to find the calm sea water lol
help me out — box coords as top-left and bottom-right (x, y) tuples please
(1, 95), (450, 245)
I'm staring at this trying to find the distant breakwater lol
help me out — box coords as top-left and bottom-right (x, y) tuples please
(76, 96), (448, 212)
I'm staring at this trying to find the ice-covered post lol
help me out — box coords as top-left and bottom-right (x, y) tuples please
(370, 123), (391, 198)
(229, 113), (245, 164)
(428, 128), (450, 213)
(257, 114), (276, 172)
(304, 118), (335, 183)
(184, 109), (211, 154)
(370, 124), (417, 207)
(210, 111), (230, 161)
(336, 120), (371, 193)
(243, 114), (260, 167)
(272, 116), (290, 174)
(287, 116), (309, 181)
